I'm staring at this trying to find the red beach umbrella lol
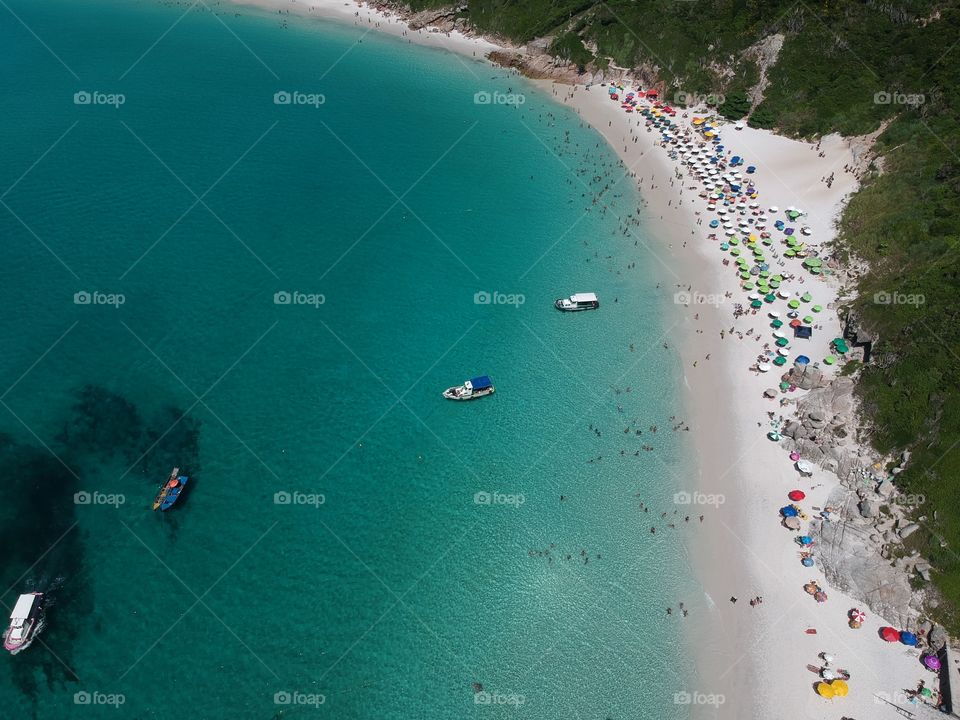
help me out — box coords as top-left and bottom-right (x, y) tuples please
(881, 626), (900, 642)
(789, 490), (806, 501)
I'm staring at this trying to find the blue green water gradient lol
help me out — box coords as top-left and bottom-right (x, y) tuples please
(0, 1), (698, 717)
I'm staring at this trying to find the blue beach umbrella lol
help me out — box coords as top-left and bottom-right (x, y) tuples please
(900, 631), (919, 646)
(781, 505), (799, 517)
(795, 355), (811, 365)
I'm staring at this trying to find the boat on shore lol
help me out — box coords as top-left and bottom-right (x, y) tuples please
(554, 292), (600, 312)
(4, 592), (44, 655)
(442, 376), (494, 401)
(152, 467), (189, 511)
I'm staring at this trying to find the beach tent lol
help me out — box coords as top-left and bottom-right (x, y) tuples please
(794, 326), (813, 339)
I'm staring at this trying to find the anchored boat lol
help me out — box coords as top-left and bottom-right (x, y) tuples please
(152, 467), (189, 511)
(554, 292), (600, 312)
(442, 376), (494, 401)
(4, 592), (44, 655)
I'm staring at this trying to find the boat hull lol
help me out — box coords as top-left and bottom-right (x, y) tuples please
(554, 299), (600, 312)
(442, 387), (495, 401)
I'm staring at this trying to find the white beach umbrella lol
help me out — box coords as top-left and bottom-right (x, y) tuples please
(773, 330), (786, 338)
(725, 229), (736, 236)
(777, 289), (790, 299)
(778, 348), (790, 357)
(768, 206), (779, 213)
(769, 311), (781, 318)
(758, 363), (771, 373)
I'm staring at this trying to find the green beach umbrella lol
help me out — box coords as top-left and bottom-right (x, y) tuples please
(759, 270), (770, 278)
(803, 257), (822, 268)
(769, 280), (781, 289)
(824, 356), (836, 365)
(810, 267), (821, 275)
(751, 299), (763, 308)
(779, 381), (790, 390)
(812, 304), (823, 312)
(776, 337), (789, 347)
(731, 248), (741, 256)
(786, 236), (798, 246)
(788, 299), (800, 309)
(803, 315), (814, 324)
(801, 292), (812, 302)
(740, 271), (751, 279)
(774, 356), (787, 366)
(772, 319), (783, 328)
(742, 282), (755, 290)
(730, 237), (739, 245)
(784, 249), (795, 257)
(764, 293), (777, 303)
(762, 237), (772, 245)
(720, 243), (729, 250)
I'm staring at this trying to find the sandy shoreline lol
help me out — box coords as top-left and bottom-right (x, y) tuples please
(225, 1), (940, 716)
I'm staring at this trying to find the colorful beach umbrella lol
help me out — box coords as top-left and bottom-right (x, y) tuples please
(924, 654), (942, 670)
(900, 631), (919, 646)
(881, 626), (900, 642)
(830, 680), (848, 697)
(816, 682), (835, 699)
(788, 490), (806, 501)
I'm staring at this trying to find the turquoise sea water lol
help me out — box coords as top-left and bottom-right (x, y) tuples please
(0, 1), (698, 717)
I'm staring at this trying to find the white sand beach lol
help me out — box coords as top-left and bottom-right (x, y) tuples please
(548, 82), (939, 719)
(226, 1), (943, 716)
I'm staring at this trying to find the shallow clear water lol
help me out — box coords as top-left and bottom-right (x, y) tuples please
(0, 1), (697, 717)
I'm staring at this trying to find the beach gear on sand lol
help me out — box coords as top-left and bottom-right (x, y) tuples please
(816, 682), (835, 698)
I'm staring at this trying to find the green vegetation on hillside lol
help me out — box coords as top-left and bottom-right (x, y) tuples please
(402, 0), (960, 626)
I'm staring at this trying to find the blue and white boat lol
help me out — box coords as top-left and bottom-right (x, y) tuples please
(443, 376), (494, 401)
(152, 467), (189, 511)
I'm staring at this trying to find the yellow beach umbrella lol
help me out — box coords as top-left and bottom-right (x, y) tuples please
(831, 680), (848, 697)
(816, 682), (835, 699)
